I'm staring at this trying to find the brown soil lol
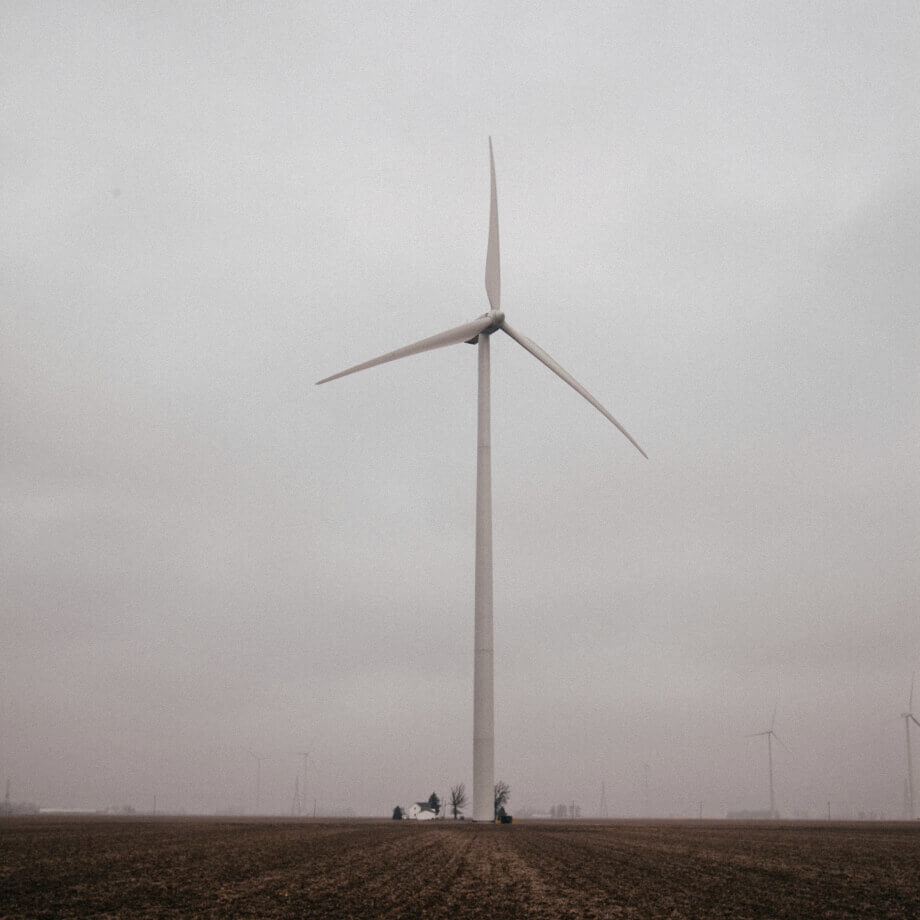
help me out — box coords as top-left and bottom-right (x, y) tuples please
(1, 817), (918, 919)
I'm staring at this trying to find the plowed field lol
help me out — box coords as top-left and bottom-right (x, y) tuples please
(2, 817), (919, 919)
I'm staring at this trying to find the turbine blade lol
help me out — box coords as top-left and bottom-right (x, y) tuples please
(746, 732), (769, 738)
(771, 703), (777, 732)
(911, 714), (920, 728)
(773, 733), (791, 753)
(911, 672), (915, 712)
(317, 316), (493, 385)
(485, 137), (500, 311)
(500, 321), (648, 458)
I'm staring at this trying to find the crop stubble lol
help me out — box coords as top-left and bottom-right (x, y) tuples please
(1, 817), (919, 919)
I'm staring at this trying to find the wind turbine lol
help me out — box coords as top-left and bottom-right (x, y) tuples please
(902, 673), (919, 820)
(291, 775), (301, 817)
(317, 139), (646, 821)
(747, 705), (788, 819)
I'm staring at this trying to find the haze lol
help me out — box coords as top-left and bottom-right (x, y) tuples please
(2, 2), (918, 819)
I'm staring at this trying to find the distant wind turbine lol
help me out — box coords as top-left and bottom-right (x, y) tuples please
(317, 139), (646, 821)
(291, 775), (301, 817)
(903, 674), (919, 820)
(747, 705), (788, 818)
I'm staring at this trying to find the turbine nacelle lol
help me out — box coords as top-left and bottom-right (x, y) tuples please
(481, 310), (505, 335)
(465, 311), (505, 345)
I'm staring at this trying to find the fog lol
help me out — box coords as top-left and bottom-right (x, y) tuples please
(2, 2), (918, 819)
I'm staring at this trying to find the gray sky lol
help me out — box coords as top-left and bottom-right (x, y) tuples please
(2, 1), (918, 818)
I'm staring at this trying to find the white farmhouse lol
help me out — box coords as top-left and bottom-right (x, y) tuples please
(406, 802), (438, 820)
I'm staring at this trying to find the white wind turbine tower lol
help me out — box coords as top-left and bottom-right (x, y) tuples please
(747, 706), (788, 819)
(902, 673), (919, 820)
(317, 140), (647, 822)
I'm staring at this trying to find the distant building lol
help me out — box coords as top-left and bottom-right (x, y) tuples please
(406, 802), (438, 820)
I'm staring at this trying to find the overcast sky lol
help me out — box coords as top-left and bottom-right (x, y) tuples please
(2, 2), (918, 819)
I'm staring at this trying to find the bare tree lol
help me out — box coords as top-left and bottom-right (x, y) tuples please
(494, 780), (510, 818)
(450, 783), (467, 819)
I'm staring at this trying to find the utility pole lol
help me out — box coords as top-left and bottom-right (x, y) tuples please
(643, 763), (649, 818)
(298, 752), (311, 817)
(698, 801), (702, 820)
(248, 751), (262, 815)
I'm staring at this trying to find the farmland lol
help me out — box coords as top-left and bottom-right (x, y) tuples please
(2, 817), (919, 919)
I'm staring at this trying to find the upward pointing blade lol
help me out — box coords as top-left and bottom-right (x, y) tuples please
(500, 321), (648, 458)
(911, 672), (915, 712)
(485, 137), (500, 311)
(316, 315), (494, 385)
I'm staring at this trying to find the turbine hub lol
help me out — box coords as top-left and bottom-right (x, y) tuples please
(483, 310), (504, 335)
